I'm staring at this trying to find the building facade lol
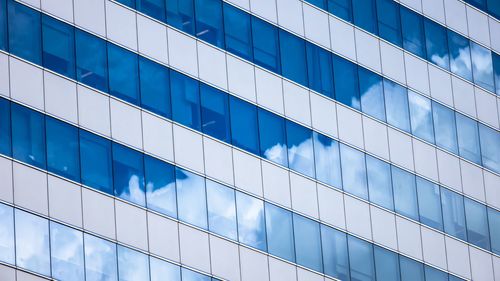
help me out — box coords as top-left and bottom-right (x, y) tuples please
(0, 0), (499, 280)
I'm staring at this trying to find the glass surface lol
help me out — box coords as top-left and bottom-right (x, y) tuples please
(488, 208), (500, 255)
(366, 155), (394, 210)
(46, 117), (80, 182)
(182, 268), (211, 281)
(408, 90), (434, 144)
(401, 7), (425, 58)
(478, 123), (500, 173)
(293, 214), (323, 272)
(11, 103), (46, 169)
(0, 203), (14, 265)
(171, 71), (201, 130)
(352, 0), (378, 34)
(84, 234), (118, 281)
(487, 0), (500, 18)
(108, 44), (140, 105)
(265, 203), (295, 262)
(340, 144), (368, 199)
(8, 0), (42, 64)
(494, 53), (500, 96)
(145, 156), (177, 217)
(384, 79), (411, 132)
(200, 84), (231, 142)
(441, 188), (467, 241)
(166, 0), (195, 35)
(306, 43), (334, 98)
(400, 256), (424, 281)
(223, 3), (252, 61)
(359, 68), (385, 121)
(50, 222), (85, 281)
(333, 56), (360, 109)
(432, 102), (458, 154)
(176, 168), (207, 229)
(286, 120), (315, 177)
(138, 0), (166, 21)
(374, 246), (400, 281)
(456, 113), (481, 164)
(471, 42), (495, 92)
(0, 98), (11, 156)
(348, 235), (375, 281)
(116, 0), (135, 8)
(252, 17), (281, 73)
(42, 15), (76, 78)
(328, 0), (352, 22)
(207, 180), (237, 240)
(236, 191), (267, 251)
(392, 166), (419, 221)
(194, 0), (224, 48)
(313, 132), (342, 188)
(258, 109), (287, 167)
(15, 210), (50, 276)
(0, 0), (6, 51)
(376, 0), (402, 46)
(229, 97), (259, 155)
(424, 19), (449, 70)
(416, 178), (443, 230)
(321, 225), (350, 280)
(113, 143), (145, 206)
(425, 266), (448, 281)
(139, 58), (171, 118)
(75, 30), (109, 92)
(80, 130), (113, 194)
(150, 257), (181, 281)
(307, 0), (327, 9)
(464, 198), (491, 250)
(448, 31), (472, 81)
(117, 246), (150, 281)
(279, 30), (308, 86)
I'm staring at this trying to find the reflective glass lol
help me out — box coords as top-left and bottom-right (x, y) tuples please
(313, 132), (342, 188)
(392, 166), (419, 221)
(333, 56), (360, 110)
(441, 188), (467, 241)
(424, 19), (449, 70)
(448, 31), (472, 81)
(0, 98), (11, 156)
(432, 102), (458, 154)
(374, 246), (400, 281)
(359, 68), (385, 121)
(176, 168), (207, 229)
(348, 236), (375, 281)
(118, 246), (150, 281)
(223, 3), (252, 61)
(84, 234), (118, 281)
(182, 268), (211, 281)
(229, 97), (259, 155)
(80, 131), (113, 194)
(194, 0), (224, 48)
(145, 156), (177, 217)
(286, 120), (315, 177)
(42, 15), (76, 78)
(416, 178), (443, 230)
(113, 143), (145, 206)
(166, 0), (195, 35)
(321, 225), (350, 280)
(471, 42), (495, 92)
(108, 44), (140, 105)
(306, 43), (334, 98)
(138, 0), (166, 21)
(384, 79), (411, 132)
(75, 30), (109, 92)
(171, 71), (201, 130)
(400, 256), (424, 281)
(279, 30), (308, 86)
(352, 0), (378, 34)
(340, 144), (368, 199)
(200, 84), (230, 142)
(8, 0), (42, 64)
(494, 53), (500, 95)
(328, 0), (352, 22)
(0, 0), (6, 51)
(207, 180), (237, 240)
(50, 222), (85, 281)
(236, 191), (267, 251)
(258, 109), (287, 167)
(376, 0), (402, 46)
(150, 257), (181, 281)
(456, 113), (481, 164)
(487, 0), (500, 18)
(408, 90), (434, 143)
(265, 203), (295, 262)
(425, 266), (448, 281)
(401, 7), (425, 58)
(366, 155), (394, 210)
(307, 0), (327, 9)
(116, 0), (135, 8)
(478, 123), (500, 173)
(139, 58), (171, 118)
(0, 203), (14, 265)
(488, 208), (500, 255)
(464, 198), (490, 250)
(294, 214), (323, 272)
(252, 17), (281, 73)
(46, 117), (80, 182)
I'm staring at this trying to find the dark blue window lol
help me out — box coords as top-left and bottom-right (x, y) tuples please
(138, 0), (166, 21)
(194, 0), (224, 48)
(307, 0), (327, 9)
(352, 0), (378, 35)
(229, 97), (259, 155)
(8, 0), (42, 64)
(113, 143), (145, 206)
(471, 42), (495, 92)
(166, 0), (195, 35)
(236, 191), (267, 251)
(400, 256), (424, 281)
(468, 0), (487, 9)
(374, 246), (400, 281)
(294, 214), (323, 272)
(321, 225), (350, 280)
(432, 102), (458, 154)
(252, 17), (281, 73)
(416, 178), (443, 230)
(488, 0), (500, 18)
(424, 19), (449, 70)
(479, 124), (500, 173)
(488, 208), (500, 255)
(306, 43), (334, 98)
(333, 56), (360, 110)
(286, 121), (315, 178)
(46, 117), (80, 182)
(108, 44), (139, 105)
(116, 0), (135, 8)
(258, 109), (287, 167)
(139, 58), (171, 118)
(384, 79), (410, 132)
(223, 3), (252, 61)
(313, 132), (342, 189)
(392, 166), (419, 221)
(265, 203), (295, 262)
(425, 266), (448, 281)
(366, 155), (394, 211)
(408, 90), (434, 144)
(80, 131), (113, 194)
(0, 0), (7, 51)
(171, 71), (201, 130)
(340, 144), (368, 199)
(448, 31), (472, 81)
(348, 236), (375, 281)
(328, 0), (352, 22)
(456, 113), (481, 164)
(0, 98), (11, 156)
(75, 30), (108, 93)
(279, 30), (308, 87)
(145, 156), (176, 218)
(441, 188), (467, 241)
(42, 15), (75, 79)
(11, 103), (46, 169)
(494, 53), (500, 96)
(359, 68), (385, 121)
(401, 7), (426, 58)
(200, 84), (230, 142)
(376, 0), (402, 46)
(176, 168), (207, 229)
(464, 197), (490, 250)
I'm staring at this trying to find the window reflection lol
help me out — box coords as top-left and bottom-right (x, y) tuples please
(50, 222), (85, 281)
(400, 256), (424, 281)
(416, 178), (443, 231)
(340, 144), (368, 199)
(313, 132), (342, 189)
(176, 168), (208, 229)
(145, 156), (177, 218)
(265, 203), (295, 262)
(113, 143), (146, 206)
(84, 234), (118, 281)
(0, 203), (14, 265)
(117, 246), (150, 281)
(207, 180), (237, 240)
(150, 257), (181, 281)
(286, 121), (315, 178)
(432, 102), (458, 154)
(236, 191), (267, 251)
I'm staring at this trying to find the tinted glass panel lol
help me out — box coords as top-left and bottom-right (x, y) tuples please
(306, 43), (334, 98)
(384, 79), (410, 132)
(313, 132), (342, 188)
(340, 144), (368, 199)
(441, 188), (467, 241)
(166, 0), (195, 35)
(321, 225), (350, 280)
(182, 268), (211, 281)
(408, 90), (434, 143)
(448, 31), (472, 81)
(229, 97), (259, 155)
(194, 0), (224, 48)
(374, 246), (400, 281)
(46, 117), (80, 182)
(456, 113), (481, 164)
(425, 266), (448, 281)
(171, 71), (201, 130)
(200, 84), (230, 142)
(75, 30), (108, 92)
(286, 120), (315, 177)
(0, 0), (6, 51)
(223, 3), (252, 61)
(464, 198), (491, 250)
(80, 131), (113, 194)
(236, 191), (267, 251)
(176, 168), (207, 229)
(307, 0), (327, 9)
(488, 208), (500, 255)
(138, 0), (166, 21)
(84, 234), (118, 281)
(50, 222), (85, 281)
(328, 0), (352, 22)
(376, 0), (402, 46)
(252, 17), (280, 73)
(8, 0), (42, 64)
(401, 7), (425, 58)
(333, 56), (360, 110)
(207, 180), (237, 240)
(479, 123), (500, 173)
(494, 53), (500, 95)
(471, 42), (495, 92)
(150, 257), (181, 281)
(416, 178), (443, 230)
(113, 143), (145, 206)
(0, 98), (11, 156)
(359, 68), (385, 121)
(392, 166), (419, 221)
(108, 44), (139, 105)
(352, 0), (378, 34)
(265, 203), (295, 261)
(279, 30), (308, 86)
(424, 19), (449, 70)
(139, 58), (171, 118)
(400, 256), (424, 281)
(145, 156), (177, 217)
(432, 102), (458, 154)
(294, 214), (323, 272)
(42, 15), (75, 78)
(0, 203), (14, 265)
(118, 246), (150, 281)
(258, 109), (287, 166)
(366, 155), (394, 210)
(348, 236), (375, 281)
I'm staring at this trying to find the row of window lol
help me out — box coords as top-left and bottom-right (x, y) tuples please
(0, 96), (499, 263)
(463, 0), (500, 19)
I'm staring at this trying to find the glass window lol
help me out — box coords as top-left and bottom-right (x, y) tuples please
(493, 53), (500, 96)
(448, 31), (472, 81)
(352, 0), (378, 34)
(182, 268), (211, 281)
(138, 0), (166, 21)
(75, 30), (109, 93)
(42, 15), (76, 78)
(384, 79), (411, 132)
(145, 156), (177, 218)
(117, 246), (150, 281)
(139, 58), (171, 118)
(401, 7), (426, 58)
(252, 17), (281, 73)
(113, 143), (145, 206)
(194, 0), (224, 48)
(11, 103), (46, 169)
(279, 30), (308, 86)
(471, 42), (495, 92)
(464, 198), (490, 250)
(150, 257), (181, 281)
(258, 109), (287, 167)
(376, 0), (402, 46)
(432, 102), (458, 154)
(0, 203), (14, 265)
(424, 19), (450, 70)
(313, 132), (342, 188)
(0, 98), (11, 156)
(84, 234), (118, 281)
(8, 0), (42, 64)
(0, 0), (7, 51)
(50, 222), (85, 281)
(286, 120), (315, 177)
(425, 266), (448, 281)
(108, 44), (140, 105)
(359, 68), (385, 121)
(441, 188), (467, 241)
(306, 42), (334, 98)
(236, 191), (267, 251)
(229, 97), (259, 155)
(456, 113), (481, 164)
(479, 123), (500, 173)
(348, 235), (375, 281)
(321, 225), (350, 280)
(166, 0), (195, 35)
(488, 208), (500, 255)
(416, 178), (443, 230)
(223, 3), (252, 61)
(176, 168), (207, 229)
(400, 256), (424, 281)
(392, 166), (419, 221)
(333, 56), (360, 110)
(80, 130), (113, 194)
(200, 84), (231, 142)
(328, 0), (352, 22)
(488, 0), (500, 18)
(374, 246), (400, 281)
(294, 214), (323, 272)
(15, 210), (50, 276)
(307, 0), (327, 9)
(116, 0), (135, 8)
(340, 144), (368, 199)
(207, 180), (237, 240)
(366, 155), (394, 210)
(171, 71), (201, 130)
(408, 90), (434, 143)
(46, 117), (80, 182)
(265, 203), (295, 262)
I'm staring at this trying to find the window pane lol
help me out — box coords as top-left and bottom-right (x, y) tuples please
(258, 109), (287, 167)
(0, 0), (6, 51)
(176, 168), (207, 229)
(117, 246), (150, 281)
(366, 155), (394, 210)
(0, 98), (11, 156)
(432, 102), (458, 154)
(139, 58), (171, 118)
(236, 191), (267, 251)
(229, 97), (259, 155)
(113, 143), (146, 206)
(151, 257), (181, 281)
(313, 132), (342, 188)
(374, 246), (400, 281)
(50, 222), (85, 281)
(401, 7), (425, 58)
(340, 144), (368, 199)
(384, 79), (410, 132)
(488, 0), (500, 18)
(392, 166), (419, 221)
(464, 198), (490, 250)
(424, 19), (450, 70)
(321, 225), (350, 280)
(171, 71), (201, 130)
(416, 178), (443, 230)
(333, 56), (360, 110)
(279, 30), (308, 86)
(328, 0), (352, 22)
(207, 180), (237, 240)
(84, 234), (118, 281)
(307, 0), (327, 9)
(138, 0), (166, 21)
(306, 43), (334, 98)
(471, 42), (495, 92)
(359, 67), (385, 121)
(408, 90), (434, 143)
(145, 156), (177, 218)
(166, 0), (195, 35)
(80, 130), (113, 194)
(223, 3), (252, 61)
(108, 44), (140, 105)
(441, 188), (467, 241)
(8, 0), (42, 64)
(488, 208), (500, 255)
(352, 0), (378, 34)
(478, 123), (500, 173)
(75, 30), (109, 92)
(15, 210), (50, 276)
(200, 84), (231, 142)
(348, 236), (375, 281)
(400, 256), (424, 281)
(425, 266), (448, 281)
(376, 0), (402, 46)
(448, 31), (472, 81)
(42, 15), (75, 78)
(456, 113), (481, 164)
(0, 203), (14, 265)
(286, 120), (315, 177)
(116, 0), (135, 8)
(494, 53), (500, 96)
(194, 0), (224, 48)
(182, 268), (211, 281)
(252, 17), (281, 73)
(265, 203), (295, 262)
(294, 214), (323, 272)
(46, 117), (80, 182)
(11, 103), (46, 169)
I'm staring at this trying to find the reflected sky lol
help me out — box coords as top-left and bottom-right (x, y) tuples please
(408, 90), (434, 143)
(0, 204), (14, 264)
(340, 144), (368, 199)
(207, 180), (237, 240)
(117, 246), (150, 281)
(471, 42), (494, 92)
(150, 257), (181, 281)
(236, 191), (267, 251)
(176, 168), (208, 229)
(84, 234), (118, 281)
(50, 222), (85, 281)
(313, 133), (342, 188)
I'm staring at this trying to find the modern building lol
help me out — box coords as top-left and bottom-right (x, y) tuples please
(0, 0), (499, 280)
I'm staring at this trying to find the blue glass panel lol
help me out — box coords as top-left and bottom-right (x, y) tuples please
(448, 31), (472, 81)
(176, 168), (207, 229)
(479, 124), (500, 173)
(468, 0), (487, 9)
(352, 0), (378, 34)
(118, 246), (150, 281)
(321, 225), (350, 280)
(194, 0), (224, 48)
(306, 43), (334, 98)
(138, 0), (166, 21)
(116, 0), (135, 8)
(229, 97), (259, 155)
(84, 234), (118, 281)
(432, 102), (458, 154)
(416, 178), (443, 230)
(487, 0), (500, 18)
(449, 275), (464, 281)
(328, 0), (352, 22)
(441, 188), (467, 241)
(384, 79), (411, 132)
(75, 30), (109, 93)
(42, 15), (76, 78)
(400, 256), (424, 281)
(340, 144), (368, 199)
(46, 117), (80, 182)
(392, 166), (419, 221)
(408, 90), (434, 144)
(359, 67), (385, 121)
(182, 268), (211, 281)
(424, 19), (450, 70)
(223, 3), (252, 61)
(80, 130), (113, 194)
(0, 203), (14, 265)
(464, 198), (491, 250)
(139, 58), (171, 118)
(11, 103), (46, 169)
(471, 42), (495, 92)
(50, 222), (85, 281)
(145, 156), (177, 217)
(166, 0), (195, 35)
(150, 257), (181, 281)
(294, 214), (323, 272)
(425, 266), (448, 281)
(307, 0), (327, 9)
(258, 109), (287, 166)
(207, 180), (237, 240)
(493, 52), (500, 95)
(0, 98), (11, 156)
(171, 71), (201, 130)
(488, 208), (500, 255)
(8, 0), (42, 64)
(108, 44), (140, 105)
(286, 120), (315, 177)
(279, 30), (308, 86)
(456, 113), (481, 164)
(366, 155), (394, 210)
(113, 143), (145, 206)
(265, 203), (295, 262)
(401, 7), (426, 58)
(376, 0), (402, 46)
(252, 17), (281, 73)
(348, 236), (375, 281)
(374, 246), (400, 281)
(333, 56), (360, 110)
(313, 132), (342, 188)
(236, 191), (267, 251)
(0, 0), (6, 51)
(200, 84), (230, 142)
(15, 209), (50, 276)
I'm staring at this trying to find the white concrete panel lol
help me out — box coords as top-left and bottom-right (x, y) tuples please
(283, 80), (311, 126)
(13, 163), (48, 215)
(173, 125), (204, 173)
(233, 149), (263, 197)
(344, 195), (372, 240)
(48, 176), (82, 227)
(428, 65), (453, 106)
(105, 1), (137, 50)
(269, 257), (297, 281)
(355, 30), (381, 72)
(115, 200), (148, 251)
(74, 0), (106, 36)
(460, 160), (485, 202)
(421, 227), (447, 270)
(370, 206), (398, 250)
(77, 85), (111, 136)
(413, 139), (438, 181)
(240, 247), (269, 281)
(422, 0), (445, 24)
(330, 17), (356, 60)
(363, 117), (389, 160)
(203, 137), (234, 185)
(336, 105), (364, 149)
(444, 0), (468, 36)
(167, 29), (198, 77)
(452, 76), (476, 117)
(137, 15), (168, 64)
(250, 0), (278, 23)
(110, 99), (143, 149)
(388, 128), (414, 170)
(405, 53), (430, 96)
(142, 112), (174, 161)
(303, 3), (330, 48)
(44, 72), (78, 124)
(42, 0), (73, 22)
(0, 157), (13, 203)
(445, 236), (471, 279)
(466, 6), (490, 46)
(484, 171), (500, 209)
(475, 87), (499, 128)
(396, 216), (423, 260)
(227, 55), (256, 102)
(276, 0), (304, 36)
(147, 212), (180, 262)
(262, 161), (291, 207)
(380, 41), (406, 84)
(255, 68), (284, 114)
(179, 224), (211, 273)
(290, 173), (318, 218)
(210, 236), (241, 281)
(436, 150), (462, 192)
(310, 93), (338, 137)
(82, 188), (116, 239)
(469, 246), (494, 281)
(317, 184), (346, 229)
